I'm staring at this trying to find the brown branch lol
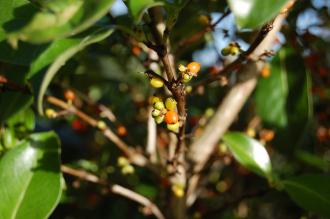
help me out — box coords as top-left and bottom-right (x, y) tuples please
(61, 165), (165, 219)
(186, 12), (289, 207)
(46, 96), (148, 167)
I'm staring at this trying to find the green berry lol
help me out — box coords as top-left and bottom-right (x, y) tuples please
(118, 156), (129, 167)
(154, 101), (165, 110)
(121, 164), (135, 175)
(167, 122), (180, 132)
(165, 97), (177, 111)
(152, 109), (161, 117)
(182, 73), (192, 83)
(151, 96), (162, 104)
(154, 115), (165, 124)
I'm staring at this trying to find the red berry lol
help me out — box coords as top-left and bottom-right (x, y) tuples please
(71, 119), (87, 133)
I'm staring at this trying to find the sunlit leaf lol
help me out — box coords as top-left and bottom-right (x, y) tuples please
(0, 131), (62, 219)
(227, 0), (288, 28)
(222, 132), (272, 179)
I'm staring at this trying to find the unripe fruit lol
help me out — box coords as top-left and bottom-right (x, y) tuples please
(165, 97), (177, 111)
(97, 121), (107, 130)
(187, 61), (201, 76)
(165, 111), (179, 124)
(221, 47), (231, 56)
(171, 184), (184, 197)
(118, 156), (129, 167)
(150, 77), (164, 88)
(121, 164), (135, 175)
(153, 101), (165, 110)
(154, 115), (165, 124)
(230, 46), (240, 55)
(185, 86), (192, 93)
(151, 96), (162, 104)
(45, 108), (57, 118)
(167, 122), (180, 132)
(182, 73), (192, 83)
(178, 64), (187, 72)
(198, 15), (210, 26)
(64, 89), (75, 101)
(152, 109), (161, 117)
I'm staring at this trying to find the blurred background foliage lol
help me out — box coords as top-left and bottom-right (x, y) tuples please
(0, 0), (330, 218)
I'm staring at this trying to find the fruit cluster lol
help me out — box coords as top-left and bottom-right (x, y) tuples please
(151, 96), (180, 132)
(221, 42), (241, 56)
(178, 61), (201, 83)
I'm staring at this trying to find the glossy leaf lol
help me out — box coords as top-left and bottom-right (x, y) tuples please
(222, 132), (272, 178)
(6, 108), (35, 131)
(227, 0), (288, 28)
(128, 0), (164, 22)
(37, 28), (114, 114)
(284, 174), (330, 217)
(0, 131), (62, 219)
(6, 0), (115, 44)
(255, 48), (313, 151)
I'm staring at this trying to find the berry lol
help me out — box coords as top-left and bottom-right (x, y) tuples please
(153, 101), (165, 110)
(165, 97), (177, 111)
(45, 108), (57, 118)
(171, 184), (184, 197)
(178, 64), (187, 72)
(198, 15), (210, 26)
(182, 73), (192, 83)
(167, 122), (180, 132)
(165, 111), (179, 124)
(131, 46), (141, 56)
(118, 156), (129, 167)
(185, 86), (192, 93)
(187, 61), (201, 76)
(261, 65), (270, 78)
(64, 89), (75, 101)
(71, 119), (87, 133)
(229, 46), (240, 55)
(150, 77), (164, 88)
(152, 109), (161, 117)
(221, 47), (231, 56)
(121, 164), (135, 175)
(154, 115), (165, 124)
(151, 96), (162, 104)
(117, 125), (127, 136)
(97, 121), (107, 130)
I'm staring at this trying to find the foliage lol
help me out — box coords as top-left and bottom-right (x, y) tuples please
(0, 0), (329, 219)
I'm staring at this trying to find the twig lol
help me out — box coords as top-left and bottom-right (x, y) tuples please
(187, 12), (289, 206)
(61, 165), (165, 219)
(46, 96), (148, 167)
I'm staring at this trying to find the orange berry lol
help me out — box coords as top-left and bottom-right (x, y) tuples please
(165, 111), (179, 124)
(131, 46), (141, 56)
(261, 65), (270, 78)
(187, 61), (201, 76)
(117, 125), (127, 136)
(259, 129), (275, 142)
(64, 89), (75, 101)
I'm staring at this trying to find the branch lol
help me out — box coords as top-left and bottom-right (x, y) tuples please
(46, 96), (148, 167)
(61, 165), (165, 219)
(186, 12), (288, 206)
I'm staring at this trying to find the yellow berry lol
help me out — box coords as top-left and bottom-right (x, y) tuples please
(152, 109), (161, 117)
(167, 122), (180, 132)
(121, 164), (135, 175)
(45, 108), (57, 118)
(97, 121), (107, 130)
(165, 97), (177, 111)
(150, 77), (164, 88)
(178, 64), (187, 72)
(221, 47), (231, 56)
(230, 46), (240, 55)
(198, 15), (210, 26)
(171, 184), (185, 197)
(151, 96), (162, 104)
(185, 86), (192, 93)
(118, 156), (129, 167)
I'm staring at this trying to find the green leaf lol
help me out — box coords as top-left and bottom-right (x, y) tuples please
(284, 174), (330, 217)
(37, 28), (114, 115)
(6, 108), (35, 131)
(6, 0), (115, 44)
(222, 132), (272, 179)
(0, 131), (62, 219)
(254, 48), (313, 151)
(227, 0), (288, 28)
(128, 0), (165, 22)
